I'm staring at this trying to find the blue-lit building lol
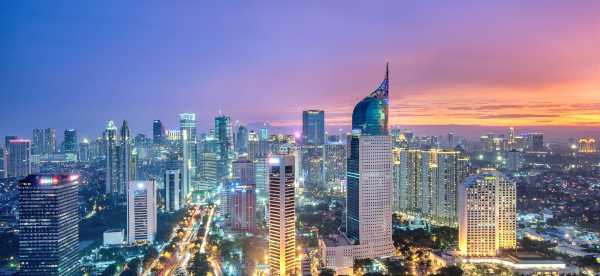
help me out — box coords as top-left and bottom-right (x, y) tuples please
(301, 110), (325, 188)
(215, 116), (234, 183)
(345, 64), (394, 255)
(19, 174), (80, 276)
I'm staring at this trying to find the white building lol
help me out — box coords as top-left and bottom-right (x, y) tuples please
(103, 229), (125, 246)
(127, 180), (157, 245)
(458, 169), (516, 257)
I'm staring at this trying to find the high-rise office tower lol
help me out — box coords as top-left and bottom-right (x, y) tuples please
(526, 133), (544, 152)
(345, 65), (394, 258)
(258, 127), (271, 157)
(231, 182), (256, 233)
(507, 127), (515, 150)
(62, 129), (78, 154)
(32, 128), (56, 155)
(458, 169), (516, 257)
(19, 174), (80, 276)
(268, 155), (296, 276)
(233, 156), (255, 186)
(215, 116), (234, 182)
(153, 120), (165, 145)
(235, 125), (249, 154)
(119, 120), (133, 195)
(127, 180), (157, 244)
(301, 110), (325, 188)
(247, 131), (260, 161)
(7, 139), (31, 178)
(105, 121), (119, 195)
(577, 137), (597, 153)
(254, 156), (269, 200)
(78, 138), (91, 162)
(180, 113), (198, 195)
(164, 170), (182, 212)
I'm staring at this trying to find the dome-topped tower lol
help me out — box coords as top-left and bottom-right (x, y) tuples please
(351, 63), (389, 136)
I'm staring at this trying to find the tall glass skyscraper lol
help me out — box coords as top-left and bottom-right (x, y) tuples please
(7, 139), (31, 178)
(105, 121), (119, 195)
(235, 125), (248, 154)
(19, 174), (80, 276)
(215, 116), (234, 182)
(179, 113), (198, 195)
(301, 110), (325, 188)
(153, 120), (165, 145)
(62, 129), (77, 154)
(346, 64), (394, 254)
(32, 128), (56, 155)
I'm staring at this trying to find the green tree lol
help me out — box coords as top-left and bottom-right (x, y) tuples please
(101, 263), (118, 276)
(188, 252), (210, 276)
(434, 265), (463, 276)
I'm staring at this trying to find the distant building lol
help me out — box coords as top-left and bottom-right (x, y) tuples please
(164, 170), (182, 212)
(235, 125), (249, 154)
(119, 120), (133, 195)
(127, 181), (157, 244)
(577, 138), (597, 153)
(301, 110), (325, 188)
(526, 133), (544, 152)
(233, 157), (255, 186)
(7, 139), (31, 178)
(105, 121), (119, 195)
(19, 174), (80, 276)
(506, 149), (522, 171)
(153, 120), (165, 145)
(324, 136), (346, 191)
(180, 113), (198, 194)
(215, 116), (234, 182)
(395, 148), (469, 226)
(268, 155), (296, 276)
(458, 169), (516, 257)
(62, 129), (78, 154)
(32, 128), (56, 155)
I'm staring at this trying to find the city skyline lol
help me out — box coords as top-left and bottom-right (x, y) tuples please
(3, 1), (600, 140)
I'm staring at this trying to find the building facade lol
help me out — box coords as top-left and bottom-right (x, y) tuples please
(458, 169), (516, 257)
(7, 139), (31, 178)
(127, 180), (157, 244)
(268, 155), (296, 276)
(19, 174), (80, 276)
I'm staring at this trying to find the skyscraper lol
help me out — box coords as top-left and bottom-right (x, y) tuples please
(345, 64), (394, 256)
(153, 120), (165, 145)
(119, 120), (133, 195)
(322, 65), (394, 273)
(164, 170), (182, 212)
(301, 110), (325, 188)
(62, 129), (78, 154)
(180, 113), (198, 195)
(105, 121), (119, 195)
(233, 156), (255, 186)
(127, 180), (157, 244)
(78, 138), (91, 162)
(268, 155), (296, 276)
(458, 169), (516, 257)
(247, 130), (260, 161)
(32, 128), (56, 155)
(19, 174), (80, 276)
(215, 115), (234, 182)
(324, 136), (346, 191)
(7, 139), (31, 178)
(235, 125), (249, 154)
(526, 133), (544, 152)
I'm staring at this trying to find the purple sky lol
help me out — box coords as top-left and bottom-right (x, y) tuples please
(2, 1), (600, 142)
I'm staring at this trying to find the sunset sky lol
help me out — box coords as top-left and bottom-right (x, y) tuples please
(2, 1), (600, 140)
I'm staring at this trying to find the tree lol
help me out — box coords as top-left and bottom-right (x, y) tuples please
(384, 258), (408, 276)
(434, 265), (463, 276)
(319, 268), (336, 276)
(188, 252), (210, 276)
(101, 263), (118, 276)
(142, 247), (159, 271)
